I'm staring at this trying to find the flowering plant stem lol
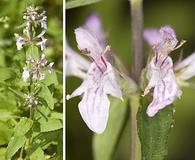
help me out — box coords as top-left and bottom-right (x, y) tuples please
(129, 0), (143, 159)
(130, 0), (144, 83)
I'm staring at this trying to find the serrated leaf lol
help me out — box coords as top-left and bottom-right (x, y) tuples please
(38, 85), (54, 110)
(66, 0), (102, 9)
(14, 117), (33, 137)
(29, 147), (45, 160)
(137, 96), (175, 160)
(39, 118), (62, 132)
(93, 97), (128, 160)
(5, 136), (26, 160)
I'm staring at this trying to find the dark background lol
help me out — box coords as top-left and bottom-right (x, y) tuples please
(66, 0), (195, 159)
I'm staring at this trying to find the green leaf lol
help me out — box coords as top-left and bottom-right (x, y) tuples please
(0, 110), (13, 121)
(26, 45), (39, 59)
(66, 0), (102, 9)
(50, 112), (63, 120)
(38, 85), (55, 110)
(39, 118), (63, 132)
(0, 148), (6, 160)
(0, 48), (5, 67)
(119, 72), (137, 96)
(14, 117), (33, 137)
(42, 72), (58, 86)
(93, 97), (128, 160)
(28, 130), (62, 155)
(5, 136), (26, 160)
(0, 121), (12, 145)
(137, 96), (175, 160)
(8, 87), (25, 98)
(0, 68), (15, 82)
(29, 147), (45, 160)
(0, 92), (17, 112)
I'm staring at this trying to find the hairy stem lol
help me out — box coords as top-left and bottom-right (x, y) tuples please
(129, 0), (144, 83)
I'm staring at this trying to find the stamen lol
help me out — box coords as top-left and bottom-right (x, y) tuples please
(174, 40), (186, 50)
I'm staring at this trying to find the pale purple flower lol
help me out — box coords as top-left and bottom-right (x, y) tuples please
(65, 39), (90, 79)
(14, 34), (28, 50)
(144, 56), (181, 117)
(174, 52), (195, 80)
(15, 5), (47, 51)
(143, 26), (182, 117)
(23, 54), (54, 82)
(67, 14), (122, 134)
(22, 67), (30, 82)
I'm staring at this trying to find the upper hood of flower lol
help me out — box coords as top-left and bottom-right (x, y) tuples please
(144, 26), (178, 55)
(83, 13), (106, 49)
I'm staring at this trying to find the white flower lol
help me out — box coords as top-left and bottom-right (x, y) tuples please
(22, 67), (30, 82)
(15, 5), (47, 51)
(24, 54), (54, 82)
(143, 26), (183, 117)
(14, 33), (28, 50)
(67, 14), (122, 134)
(144, 56), (181, 117)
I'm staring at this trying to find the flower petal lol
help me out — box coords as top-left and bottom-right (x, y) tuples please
(147, 69), (181, 116)
(14, 33), (26, 50)
(84, 13), (106, 48)
(103, 62), (122, 99)
(143, 29), (162, 47)
(144, 26), (178, 55)
(145, 57), (181, 117)
(66, 79), (87, 100)
(175, 52), (195, 70)
(78, 85), (110, 134)
(158, 26), (178, 54)
(22, 67), (30, 82)
(65, 39), (90, 79)
(174, 52), (195, 80)
(74, 27), (103, 60)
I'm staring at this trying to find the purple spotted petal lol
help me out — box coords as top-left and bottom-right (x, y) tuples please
(78, 84), (110, 134)
(144, 56), (181, 117)
(158, 26), (178, 54)
(67, 62), (122, 133)
(143, 26), (178, 55)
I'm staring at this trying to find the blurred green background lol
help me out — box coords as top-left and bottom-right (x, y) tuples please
(66, 0), (195, 159)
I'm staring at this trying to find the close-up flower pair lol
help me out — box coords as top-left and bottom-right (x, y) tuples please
(66, 0), (195, 160)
